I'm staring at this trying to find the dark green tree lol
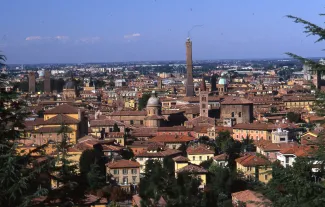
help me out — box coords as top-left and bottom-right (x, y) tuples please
(87, 164), (105, 191)
(113, 123), (120, 132)
(287, 112), (301, 123)
(120, 147), (134, 160)
(138, 93), (151, 111)
(0, 55), (49, 207)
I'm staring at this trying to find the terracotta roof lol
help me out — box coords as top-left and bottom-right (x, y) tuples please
(255, 140), (299, 152)
(233, 122), (296, 131)
(34, 126), (73, 133)
(157, 126), (192, 132)
(44, 104), (80, 114)
(177, 164), (208, 174)
(106, 159), (140, 168)
(149, 135), (195, 143)
(279, 145), (315, 157)
(213, 153), (228, 161)
(110, 111), (147, 116)
(144, 115), (166, 120)
(42, 114), (80, 125)
(101, 145), (123, 152)
(173, 155), (190, 162)
(221, 96), (253, 105)
(186, 116), (216, 126)
(232, 190), (271, 207)
(187, 144), (214, 155)
(136, 149), (181, 158)
(132, 127), (158, 138)
(235, 154), (271, 167)
(90, 119), (125, 127)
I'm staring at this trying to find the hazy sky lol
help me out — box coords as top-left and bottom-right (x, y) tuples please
(1, 0), (324, 64)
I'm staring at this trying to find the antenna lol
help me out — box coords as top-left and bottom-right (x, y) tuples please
(187, 24), (203, 38)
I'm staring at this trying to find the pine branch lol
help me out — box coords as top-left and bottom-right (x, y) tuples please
(286, 15), (325, 43)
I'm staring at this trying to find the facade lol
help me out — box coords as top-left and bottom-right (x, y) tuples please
(220, 97), (253, 125)
(44, 70), (51, 93)
(199, 91), (209, 117)
(106, 159), (140, 188)
(62, 80), (77, 100)
(149, 134), (195, 150)
(185, 38), (194, 97)
(28, 71), (36, 93)
(187, 144), (214, 165)
(235, 154), (272, 183)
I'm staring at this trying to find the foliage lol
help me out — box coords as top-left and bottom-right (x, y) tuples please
(287, 112), (301, 123)
(200, 159), (213, 170)
(0, 61), (50, 207)
(87, 164), (105, 191)
(120, 147), (134, 160)
(113, 123), (120, 132)
(313, 91), (325, 116)
(138, 93), (151, 111)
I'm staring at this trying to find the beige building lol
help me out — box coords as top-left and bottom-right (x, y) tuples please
(220, 96), (253, 125)
(106, 159), (140, 188)
(187, 144), (214, 165)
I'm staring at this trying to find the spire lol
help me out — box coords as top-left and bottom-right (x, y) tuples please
(200, 75), (206, 92)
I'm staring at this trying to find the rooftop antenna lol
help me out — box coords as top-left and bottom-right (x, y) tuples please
(187, 24), (204, 38)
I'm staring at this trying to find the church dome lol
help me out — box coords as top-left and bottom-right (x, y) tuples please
(218, 78), (227, 85)
(64, 80), (75, 89)
(147, 91), (161, 107)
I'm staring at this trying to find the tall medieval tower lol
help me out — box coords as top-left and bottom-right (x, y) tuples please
(186, 38), (194, 97)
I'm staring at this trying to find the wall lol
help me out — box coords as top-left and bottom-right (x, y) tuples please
(187, 153), (214, 165)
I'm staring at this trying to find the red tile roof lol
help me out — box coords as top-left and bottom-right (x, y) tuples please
(149, 135), (195, 143)
(235, 154), (271, 167)
(187, 144), (214, 155)
(221, 96), (253, 105)
(110, 111), (147, 116)
(136, 149), (181, 158)
(44, 104), (80, 114)
(232, 190), (271, 207)
(177, 164), (208, 174)
(34, 126), (73, 133)
(106, 159), (140, 168)
(173, 155), (190, 162)
(90, 119), (125, 127)
(213, 153), (228, 161)
(42, 114), (80, 125)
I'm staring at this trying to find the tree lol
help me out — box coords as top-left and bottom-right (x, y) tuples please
(87, 164), (105, 191)
(0, 55), (49, 207)
(270, 106), (277, 113)
(287, 112), (301, 123)
(44, 124), (87, 206)
(138, 93), (151, 111)
(113, 123), (120, 132)
(120, 147), (134, 160)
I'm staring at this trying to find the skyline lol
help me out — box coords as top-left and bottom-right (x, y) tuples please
(1, 0), (325, 64)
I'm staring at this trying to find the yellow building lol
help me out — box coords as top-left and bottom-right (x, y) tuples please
(187, 144), (214, 165)
(235, 154), (272, 183)
(174, 155), (208, 186)
(124, 99), (137, 109)
(283, 95), (315, 111)
(31, 104), (87, 145)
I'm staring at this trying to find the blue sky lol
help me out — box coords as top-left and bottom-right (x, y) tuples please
(1, 0), (324, 64)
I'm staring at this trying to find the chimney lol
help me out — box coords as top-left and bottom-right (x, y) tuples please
(78, 109), (82, 121)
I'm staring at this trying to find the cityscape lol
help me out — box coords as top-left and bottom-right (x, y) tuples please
(1, 1), (325, 207)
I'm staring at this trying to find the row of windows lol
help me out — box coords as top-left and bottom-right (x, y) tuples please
(236, 129), (264, 133)
(231, 112), (242, 117)
(115, 176), (137, 184)
(113, 169), (137, 175)
(192, 156), (210, 161)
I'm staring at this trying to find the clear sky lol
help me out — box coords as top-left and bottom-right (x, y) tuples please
(1, 0), (324, 64)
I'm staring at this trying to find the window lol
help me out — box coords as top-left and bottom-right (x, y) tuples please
(231, 112), (235, 117)
(199, 156), (202, 161)
(132, 176), (137, 183)
(202, 97), (207, 101)
(113, 169), (119, 175)
(131, 169), (137, 174)
(238, 112), (242, 117)
(202, 104), (206, 108)
(264, 175), (268, 180)
(123, 169), (128, 175)
(172, 145), (176, 149)
(207, 156), (210, 160)
(193, 156), (195, 161)
(130, 120), (134, 125)
(123, 177), (128, 184)
(140, 120), (143, 125)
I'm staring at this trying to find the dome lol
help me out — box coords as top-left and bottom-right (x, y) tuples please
(64, 81), (75, 89)
(218, 78), (227, 85)
(147, 91), (161, 107)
